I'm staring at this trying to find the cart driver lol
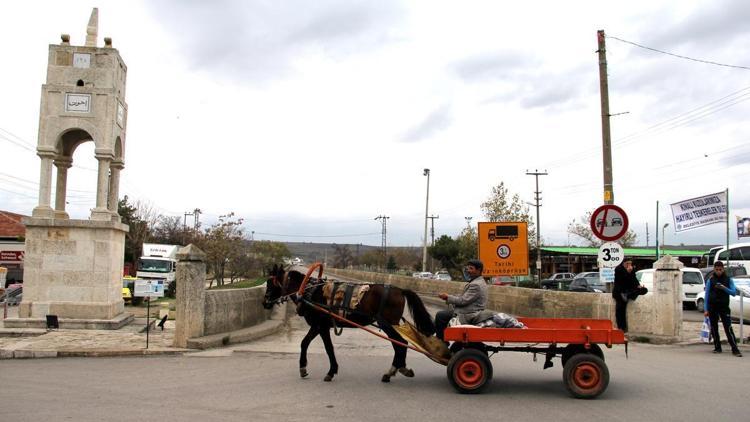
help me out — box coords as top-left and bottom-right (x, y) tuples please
(434, 259), (489, 342)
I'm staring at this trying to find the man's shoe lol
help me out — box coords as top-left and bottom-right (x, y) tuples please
(732, 350), (743, 357)
(713, 349), (723, 354)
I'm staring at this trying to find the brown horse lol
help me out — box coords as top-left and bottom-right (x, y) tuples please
(262, 264), (435, 382)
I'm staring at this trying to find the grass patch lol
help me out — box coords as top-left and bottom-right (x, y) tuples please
(209, 278), (266, 290)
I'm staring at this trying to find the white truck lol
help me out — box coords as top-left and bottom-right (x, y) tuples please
(136, 244), (180, 289)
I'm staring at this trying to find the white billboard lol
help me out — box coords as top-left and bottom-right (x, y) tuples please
(670, 191), (727, 233)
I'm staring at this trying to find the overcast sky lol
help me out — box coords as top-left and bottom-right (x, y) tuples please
(1, 1), (749, 248)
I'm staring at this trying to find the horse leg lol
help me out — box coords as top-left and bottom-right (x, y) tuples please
(300, 325), (320, 378)
(378, 319), (412, 382)
(319, 328), (339, 382)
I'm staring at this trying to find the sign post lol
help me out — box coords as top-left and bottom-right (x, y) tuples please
(478, 222), (529, 278)
(134, 279), (165, 349)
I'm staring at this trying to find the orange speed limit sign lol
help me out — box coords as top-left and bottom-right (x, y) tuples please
(478, 222), (529, 276)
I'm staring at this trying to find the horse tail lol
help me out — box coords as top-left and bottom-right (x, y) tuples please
(402, 289), (436, 336)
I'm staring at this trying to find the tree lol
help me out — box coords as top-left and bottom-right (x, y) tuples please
(118, 196), (158, 270)
(480, 181), (536, 242)
(455, 225), (478, 267)
(250, 240), (292, 274)
(386, 255), (397, 272)
(429, 235), (461, 272)
(198, 213), (247, 286)
(151, 215), (188, 245)
(332, 244), (354, 268)
(567, 211), (638, 247)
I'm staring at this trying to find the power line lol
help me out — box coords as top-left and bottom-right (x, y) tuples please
(607, 35), (750, 71)
(254, 231), (380, 238)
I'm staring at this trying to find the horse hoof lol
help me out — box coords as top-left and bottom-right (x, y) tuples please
(300, 368), (308, 378)
(398, 368), (415, 378)
(381, 374), (391, 383)
(324, 374), (333, 382)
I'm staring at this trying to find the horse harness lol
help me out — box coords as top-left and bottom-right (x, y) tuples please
(300, 280), (394, 335)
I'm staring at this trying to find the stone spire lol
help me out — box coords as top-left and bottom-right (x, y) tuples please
(85, 8), (99, 47)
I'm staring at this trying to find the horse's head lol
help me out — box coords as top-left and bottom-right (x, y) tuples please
(263, 264), (286, 309)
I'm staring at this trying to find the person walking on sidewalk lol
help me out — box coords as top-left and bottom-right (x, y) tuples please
(704, 261), (742, 357)
(434, 259), (488, 341)
(611, 258), (648, 333)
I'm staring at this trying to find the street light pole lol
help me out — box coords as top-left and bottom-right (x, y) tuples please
(422, 168), (430, 272)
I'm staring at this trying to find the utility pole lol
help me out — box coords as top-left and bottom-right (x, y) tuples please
(428, 215), (439, 245)
(183, 210), (194, 245)
(193, 208), (202, 229)
(526, 169), (548, 286)
(645, 222), (649, 247)
(375, 215), (389, 269)
(422, 169), (431, 272)
(427, 214), (439, 272)
(597, 29), (614, 205)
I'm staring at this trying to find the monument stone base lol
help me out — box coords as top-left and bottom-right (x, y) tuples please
(14, 217), (130, 329)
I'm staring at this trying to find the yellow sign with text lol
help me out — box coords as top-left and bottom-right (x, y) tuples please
(478, 222), (529, 276)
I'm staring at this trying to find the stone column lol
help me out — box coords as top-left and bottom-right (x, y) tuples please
(651, 255), (683, 342)
(90, 150), (112, 221)
(174, 244), (207, 348)
(107, 159), (124, 221)
(32, 150), (56, 218)
(53, 157), (72, 219)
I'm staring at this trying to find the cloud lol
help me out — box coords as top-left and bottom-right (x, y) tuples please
(399, 104), (452, 143)
(452, 51), (536, 82)
(145, 0), (405, 81)
(642, 0), (750, 51)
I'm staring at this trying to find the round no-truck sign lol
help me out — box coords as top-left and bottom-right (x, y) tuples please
(590, 204), (629, 241)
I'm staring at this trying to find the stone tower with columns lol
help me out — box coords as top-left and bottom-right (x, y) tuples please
(7, 9), (132, 328)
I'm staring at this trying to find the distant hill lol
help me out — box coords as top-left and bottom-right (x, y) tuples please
(283, 242), (420, 264)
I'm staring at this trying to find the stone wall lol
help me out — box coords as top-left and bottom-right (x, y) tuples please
(173, 244), (275, 348)
(328, 264), (682, 341)
(203, 287), (271, 336)
(328, 269), (612, 319)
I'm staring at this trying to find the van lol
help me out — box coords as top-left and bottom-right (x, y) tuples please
(713, 242), (750, 270)
(635, 267), (705, 308)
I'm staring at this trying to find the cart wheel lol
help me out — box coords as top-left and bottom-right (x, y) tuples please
(447, 348), (493, 394)
(561, 344), (604, 367)
(562, 353), (609, 399)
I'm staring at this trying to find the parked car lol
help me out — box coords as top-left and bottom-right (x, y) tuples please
(414, 272), (433, 279)
(574, 272), (599, 279)
(568, 276), (605, 293)
(491, 276), (514, 286)
(729, 278), (750, 322)
(541, 272), (576, 290)
(433, 271), (452, 281)
(636, 267), (705, 309)
(696, 275), (750, 315)
(699, 265), (747, 281)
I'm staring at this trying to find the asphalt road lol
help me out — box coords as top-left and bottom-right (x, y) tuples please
(2, 334), (747, 421)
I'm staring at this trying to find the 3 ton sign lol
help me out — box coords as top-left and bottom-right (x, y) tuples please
(590, 204), (629, 242)
(598, 242), (624, 268)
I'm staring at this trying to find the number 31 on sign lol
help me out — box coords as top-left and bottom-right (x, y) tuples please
(597, 242), (624, 268)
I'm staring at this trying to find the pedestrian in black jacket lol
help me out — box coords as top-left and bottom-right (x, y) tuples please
(611, 258), (647, 332)
(704, 261), (742, 356)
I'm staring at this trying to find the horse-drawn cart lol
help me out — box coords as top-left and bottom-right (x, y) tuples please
(265, 263), (627, 398)
(442, 318), (626, 397)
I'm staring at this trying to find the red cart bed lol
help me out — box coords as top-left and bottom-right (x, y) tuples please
(442, 318), (627, 398)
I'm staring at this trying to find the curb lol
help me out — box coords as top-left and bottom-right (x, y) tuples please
(0, 348), (187, 359)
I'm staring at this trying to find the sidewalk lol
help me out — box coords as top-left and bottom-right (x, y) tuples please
(0, 304), (185, 358)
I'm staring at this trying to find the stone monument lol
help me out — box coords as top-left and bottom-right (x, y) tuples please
(6, 9), (132, 329)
